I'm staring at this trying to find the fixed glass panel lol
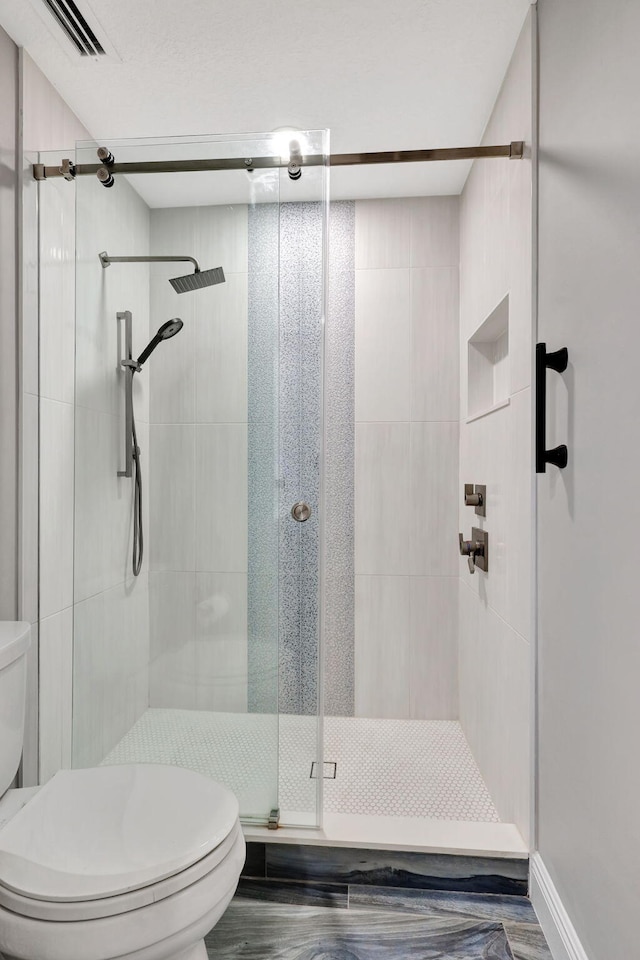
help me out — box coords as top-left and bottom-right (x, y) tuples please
(71, 131), (327, 827)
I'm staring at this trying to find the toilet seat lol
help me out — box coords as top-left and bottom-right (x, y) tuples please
(0, 820), (243, 922)
(0, 826), (246, 960)
(0, 763), (240, 915)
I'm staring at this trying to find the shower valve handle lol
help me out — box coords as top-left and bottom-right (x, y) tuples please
(459, 529), (489, 575)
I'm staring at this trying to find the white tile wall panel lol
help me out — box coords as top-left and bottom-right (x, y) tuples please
(149, 570), (197, 709)
(355, 422), (411, 576)
(39, 608), (73, 783)
(195, 572), (248, 712)
(195, 423), (248, 573)
(457, 13), (534, 845)
(195, 274), (248, 424)
(39, 399), (74, 619)
(410, 267), (460, 422)
(149, 424), (196, 572)
(409, 576), (459, 720)
(355, 198), (412, 269)
(410, 197), (460, 268)
(410, 421), (459, 577)
(355, 575), (411, 718)
(355, 269), (411, 423)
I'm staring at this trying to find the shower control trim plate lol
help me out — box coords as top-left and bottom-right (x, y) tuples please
(459, 527), (489, 574)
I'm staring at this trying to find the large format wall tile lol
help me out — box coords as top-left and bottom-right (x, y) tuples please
(355, 575), (410, 718)
(149, 280), (196, 425)
(73, 577), (149, 767)
(355, 198), (412, 269)
(459, 582), (531, 835)
(195, 572), (248, 712)
(149, 424), (196, 572)
(355, 422), (411, 576)
(195, 423), (248, 573)
(411, 267), (460, 422)
(410, 196), (460, 268)
(149, 570), (197, 709)
(39, 173), (75, 405)
(195, 274), (248, 424)
(39, 607), (73, 783)
(409, 421), (459, 577)
(409, 576), (458, 720)
(355, 268), (411, 422)
(457, 21), (533, 853)
(39, 399), (74, 619)
(150, 204), (248, 279)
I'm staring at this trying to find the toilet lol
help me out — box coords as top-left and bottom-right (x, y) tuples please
(0, 622), (245, 960)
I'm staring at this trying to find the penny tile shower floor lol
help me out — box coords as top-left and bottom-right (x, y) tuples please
(103, 710), (500, 823)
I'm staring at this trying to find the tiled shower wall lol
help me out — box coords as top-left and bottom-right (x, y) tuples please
(71, 172), (151, 770)
(354, 197), (460, 721)
(458, 12), (534, 843)
(20, 53), (152, 779)
(147, 198), (464, 722)
(248, 201), (356, 717)
(148, 205), (249, 714)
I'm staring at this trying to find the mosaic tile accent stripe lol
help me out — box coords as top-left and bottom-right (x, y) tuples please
(324, 201), (355, 715)
(247, 201), (355, 716)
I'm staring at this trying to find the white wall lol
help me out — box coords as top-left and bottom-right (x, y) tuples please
(148, 206), (249, 713)
(536, 1), (640, 958)
(457, 11), (534, 842)
(354, 197), (460, 720)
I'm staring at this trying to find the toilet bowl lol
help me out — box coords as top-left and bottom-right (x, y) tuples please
(0, 623), (245, 960)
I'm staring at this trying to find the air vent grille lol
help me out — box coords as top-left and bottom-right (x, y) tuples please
(42, 0), (106, 57)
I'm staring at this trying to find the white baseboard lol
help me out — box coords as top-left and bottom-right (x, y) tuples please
(530, 853), (590, 960)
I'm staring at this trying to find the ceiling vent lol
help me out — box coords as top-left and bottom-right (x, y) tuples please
(39, 0), (108, 57)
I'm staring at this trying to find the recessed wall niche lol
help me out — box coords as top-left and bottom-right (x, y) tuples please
(467, 294), (509, 421)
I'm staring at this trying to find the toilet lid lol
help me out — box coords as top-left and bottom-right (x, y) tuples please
(0, 764), (239, 902)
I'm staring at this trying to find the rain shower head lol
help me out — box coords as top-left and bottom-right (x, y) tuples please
(169, 265), (225, 294)
(99, 252), (226, 293)
(137, 318), (183, 367)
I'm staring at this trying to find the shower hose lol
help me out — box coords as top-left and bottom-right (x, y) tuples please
(131, 370), (143, 577)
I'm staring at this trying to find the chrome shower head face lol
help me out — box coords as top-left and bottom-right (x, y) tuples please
(136, 318), (183, 366)
(158, 318), (183, 340)
(169, 266), (225, 293)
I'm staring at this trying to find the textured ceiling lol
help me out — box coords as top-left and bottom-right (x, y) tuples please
(0, 0), (533, 203)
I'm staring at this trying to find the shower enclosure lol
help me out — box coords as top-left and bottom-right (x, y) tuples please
(71, 132), (329, 827)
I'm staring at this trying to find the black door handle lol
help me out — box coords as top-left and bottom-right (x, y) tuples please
(536, 343), (569, 473)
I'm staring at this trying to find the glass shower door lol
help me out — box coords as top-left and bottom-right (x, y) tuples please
(71, 130), (327, 827)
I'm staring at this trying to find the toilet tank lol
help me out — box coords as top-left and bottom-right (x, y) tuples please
(0, 623), (31, 796)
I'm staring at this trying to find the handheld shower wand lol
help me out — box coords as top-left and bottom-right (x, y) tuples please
(119, 315), (184, 577)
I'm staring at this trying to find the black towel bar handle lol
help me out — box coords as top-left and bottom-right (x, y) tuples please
(536, 342), (569, 473)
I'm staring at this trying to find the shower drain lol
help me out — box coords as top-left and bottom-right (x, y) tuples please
(310, 761), (337, 779)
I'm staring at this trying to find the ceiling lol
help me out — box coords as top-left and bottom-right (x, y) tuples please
(0, 0), (533, 204)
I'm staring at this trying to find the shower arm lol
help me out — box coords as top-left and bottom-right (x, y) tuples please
(100, 253), (201, 272)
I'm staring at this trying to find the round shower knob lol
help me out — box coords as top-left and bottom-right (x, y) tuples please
(291, 501), (311, 522)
